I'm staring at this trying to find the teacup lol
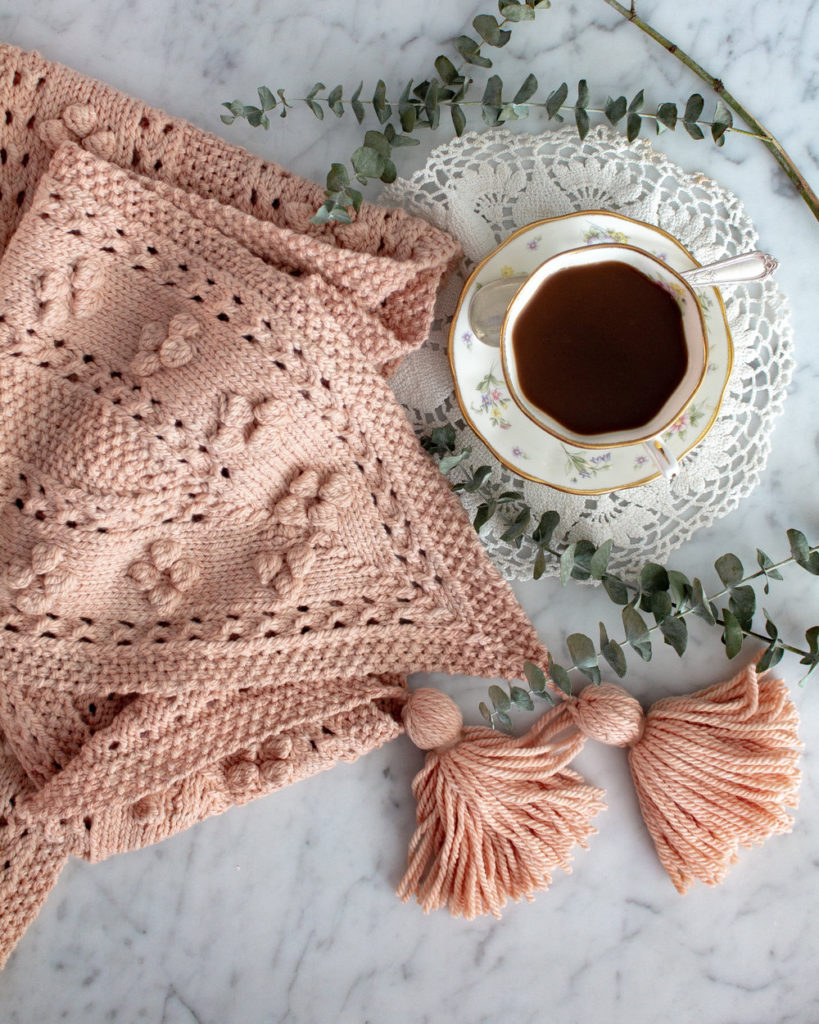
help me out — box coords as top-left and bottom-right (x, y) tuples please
(499, 244), (707, 480)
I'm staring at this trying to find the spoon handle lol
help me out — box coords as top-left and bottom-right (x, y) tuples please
(680, 251), (778, 288)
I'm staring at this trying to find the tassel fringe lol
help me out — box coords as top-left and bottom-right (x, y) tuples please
(398, 692), (604, 916)
(628, 661), (801, 893)
(399, 661), (802, 916)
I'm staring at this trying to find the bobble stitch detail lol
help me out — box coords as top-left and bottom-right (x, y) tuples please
(38, 103), (117, 160)
(35, 257), (105, 330)
(128, 539), (200, 614)
(7, 543), (71, 615)
(131, 313), (199, 376)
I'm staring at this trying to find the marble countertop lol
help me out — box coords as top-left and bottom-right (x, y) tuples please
(1, 1), (818, 1022)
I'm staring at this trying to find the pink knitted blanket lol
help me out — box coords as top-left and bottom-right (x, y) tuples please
(0, 43), (548, 964)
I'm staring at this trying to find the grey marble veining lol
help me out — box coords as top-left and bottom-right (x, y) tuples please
(0, 1), (818, 1022)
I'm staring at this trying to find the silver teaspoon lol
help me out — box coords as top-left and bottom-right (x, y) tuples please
(467, 250), (778, 348)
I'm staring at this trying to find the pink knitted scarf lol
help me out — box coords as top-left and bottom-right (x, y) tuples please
(0, 43), (803, 967)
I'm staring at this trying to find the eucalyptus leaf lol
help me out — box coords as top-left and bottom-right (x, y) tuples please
(757, 641), (785, 672)
(462, 465), (492, 492)
(435, 55), (458, 84)
(438, 450), (471, 474)
(496, 710), (513, 731)
(715, 552), (744, 587)
(640, 562), (670, 594)
(514, 73), (538, 103)
(684, 93), (704, 122)
(623, 604), (652, 661)
(327, 204), (353, 224)
(482, 75), (504, 126)
(576, 79), (590, 108)
(473, 501), (495, 532)
(501, 2), (535, 19)
(626, 110), (642, 141)
(548, 655), (573, 696)
(656, 101), (677, 130)
(711, 98), (733, 144)
(305, 98), (324, 120)
(309, 202), (333, 225)
(473, 13), (512, 46)
(510, 685), (535, 710)
(600, 623), (627, 677)
(567, 632), (599, 684)
(426, 424), (456, 453)
(605, 95), (627, 124)
(756, 548), (783, 577)
(660, 615), (688, 656)
(373, 80), (391, 124)
(479, 701), (493, 724)
(500, 507), (531, 545)
(364, 130), (391, 157)
(326, 163), (350, 192)
(651, 590), (673, 623)
(488, 684), (511, 712)
(327, 84), (344, 118)
(667, 569), (692, 610)
(805, 625), (819, 655)
(455, 34), (493, 68)
(788, 528), (819, 573)
(546, 82), (568, 119)
(351, 81), (365, 124)
(590, 539), (613, 579)
(425, 79), (441, 130)
(532, 509), (560, 547)
(350, 145), (385, 178)
(602, 573), (630, 605)
(721, 608), (743, 658)
(533, 546), (547, 580)
(257, 85), (277, 111)
(451, 103), (467, 136)
(524, 660), (548, 694)
(691, 577), (716, 624)
(628, 89), (645, 112)
(575, 106), (590, 140)
(560, 542), (576, 586)
(728, 584), (756, 630)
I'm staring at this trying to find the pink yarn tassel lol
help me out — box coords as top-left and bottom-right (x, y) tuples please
(628, 661), (802, 893)
(397, 688), (604, 917)
(398, 662), (802, 917)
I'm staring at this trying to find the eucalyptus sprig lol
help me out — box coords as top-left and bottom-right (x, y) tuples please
(481, 535), (819, 730)
(420, 424), (819, 730)
(221, 0), (818, 225)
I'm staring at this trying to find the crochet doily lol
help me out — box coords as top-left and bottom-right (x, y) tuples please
(384, 126), (794, 580)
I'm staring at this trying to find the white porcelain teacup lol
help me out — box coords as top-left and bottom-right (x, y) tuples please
(499, 244), (708, 481)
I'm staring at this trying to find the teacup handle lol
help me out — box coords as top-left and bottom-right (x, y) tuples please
(643, 437), (678, 481)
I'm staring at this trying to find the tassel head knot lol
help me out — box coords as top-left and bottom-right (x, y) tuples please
(402, 688), (463, 751)
(568, 683), (645, 747)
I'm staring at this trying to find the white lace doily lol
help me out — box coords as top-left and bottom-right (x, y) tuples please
(383, 126), (794, 580)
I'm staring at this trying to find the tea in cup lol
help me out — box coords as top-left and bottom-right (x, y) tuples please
(499, 244), (707, 480)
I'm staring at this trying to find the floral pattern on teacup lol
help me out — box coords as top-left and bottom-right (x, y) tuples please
(472, 369), (512, 429)
(562, 445), (613, 481)
(583, 224), (629, 246)
(662, 401), (706, 442)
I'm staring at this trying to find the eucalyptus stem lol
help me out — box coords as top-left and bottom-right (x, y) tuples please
(602, 0), (819, 223)
(291, 91), (764, 141)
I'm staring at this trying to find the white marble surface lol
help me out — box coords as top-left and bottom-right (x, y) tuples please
(1, 1), (818, 1021)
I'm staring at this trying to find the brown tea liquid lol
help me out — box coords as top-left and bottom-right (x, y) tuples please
(510, 261), (688, 436)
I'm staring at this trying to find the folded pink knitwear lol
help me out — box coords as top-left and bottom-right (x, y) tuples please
(0, 43), (550, 965)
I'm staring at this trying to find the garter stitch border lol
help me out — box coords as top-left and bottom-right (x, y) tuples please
(0, 42), (550, 965)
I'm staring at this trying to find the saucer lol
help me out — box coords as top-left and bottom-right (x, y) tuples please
(447, 210), (733, 493)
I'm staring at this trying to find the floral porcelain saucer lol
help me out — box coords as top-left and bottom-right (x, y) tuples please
(448, 210), (733, 494)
